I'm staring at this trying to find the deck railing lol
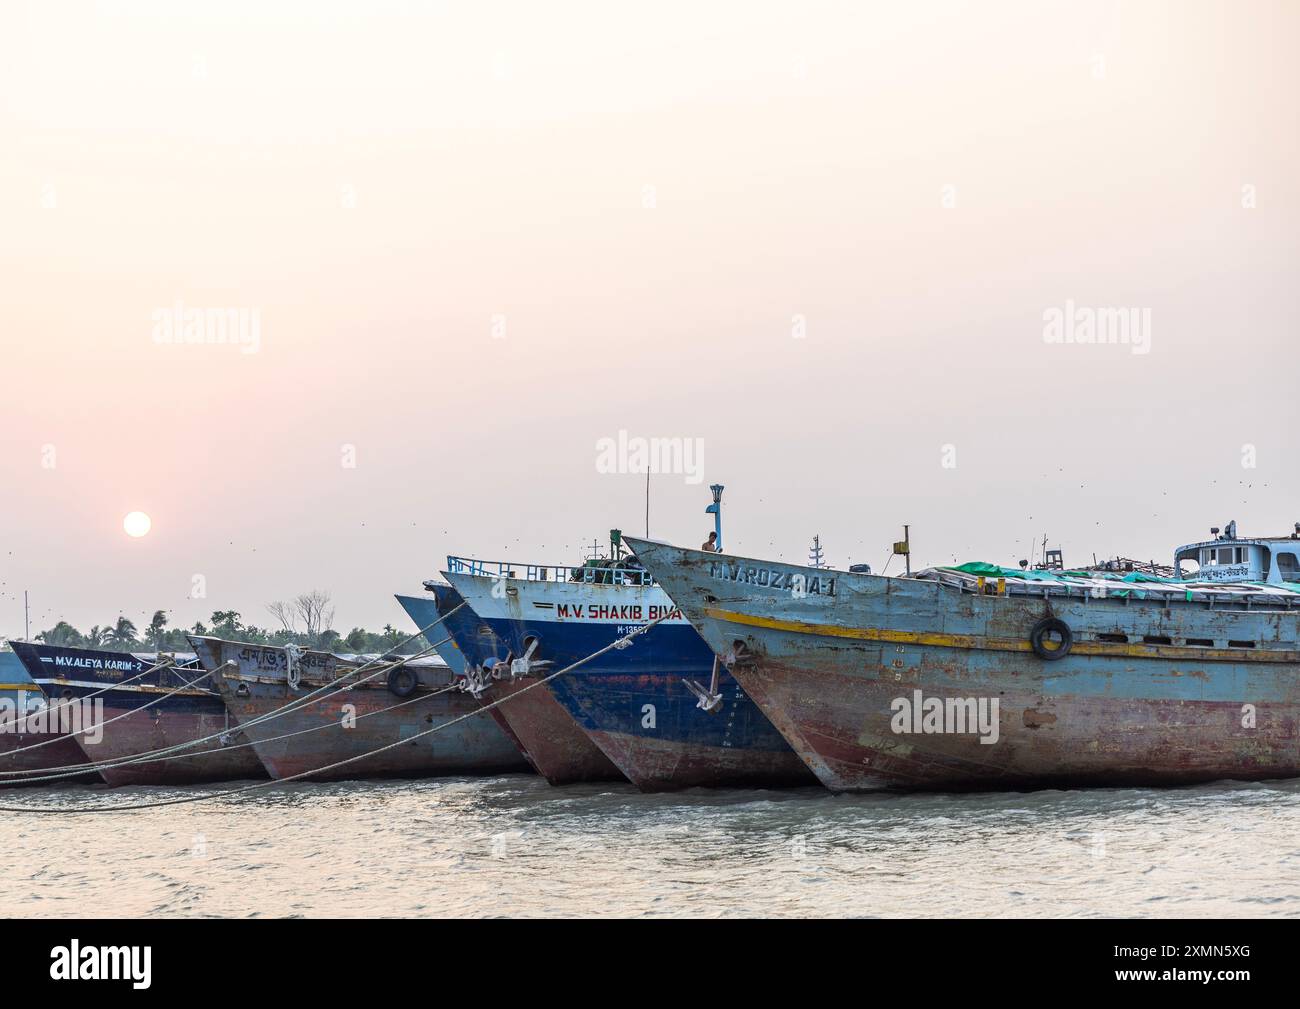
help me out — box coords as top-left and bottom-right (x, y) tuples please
(445, 555), (656, 586)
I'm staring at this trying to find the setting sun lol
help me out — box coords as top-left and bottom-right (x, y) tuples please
(123, 511), (152, 538)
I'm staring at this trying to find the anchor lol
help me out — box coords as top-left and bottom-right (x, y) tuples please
(682, 655), (724, 714)
(461, 660), (497, 698)
(509, 638), (552, 678)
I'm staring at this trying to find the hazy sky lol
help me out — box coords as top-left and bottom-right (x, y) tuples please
(1, 0), (1296, 638)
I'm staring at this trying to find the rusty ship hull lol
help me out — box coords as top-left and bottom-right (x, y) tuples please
(0, 650), (100, 785)
(628, 538), (1300, 792)
(10, 641), (264, 786)
(443, 562), (816, 791)
(399, 585), (622, 785)
(0, 727), (103, 786)
(189, 636), (530, 781)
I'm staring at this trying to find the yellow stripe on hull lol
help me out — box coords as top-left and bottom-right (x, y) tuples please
(703, 607), (1300, 664)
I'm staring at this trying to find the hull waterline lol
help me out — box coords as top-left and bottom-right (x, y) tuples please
(627, 538), (1300, 793)
(189, 636), (530, 782)
(9, 642), (263, 786)
(405, 586), (622, 785)
(443, 566), (816, 791)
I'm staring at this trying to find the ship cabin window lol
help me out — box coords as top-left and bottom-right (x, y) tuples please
(1201, 546), (1247, 566)
(1276, 552), (1300, 583)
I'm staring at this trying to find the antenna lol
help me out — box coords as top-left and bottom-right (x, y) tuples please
(809, 535), (825, 569)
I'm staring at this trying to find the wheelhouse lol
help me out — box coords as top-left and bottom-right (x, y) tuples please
(1173, 520), (1300, 584)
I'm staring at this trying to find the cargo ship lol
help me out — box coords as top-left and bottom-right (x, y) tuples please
(628, 536), (1300, 792)
(399, 584), (623, 785)
(441, 542), (817, 791)
(9, 641), (264, 786)
(188, 635), (530, 781)
(0, 647), (101, 785)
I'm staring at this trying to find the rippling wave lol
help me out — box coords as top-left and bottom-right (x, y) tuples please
(5, 776), (1298, 917)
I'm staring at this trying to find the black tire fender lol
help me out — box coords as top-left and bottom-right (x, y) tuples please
(1030, 617), (1073, 661)
(387, 664), (420, 698)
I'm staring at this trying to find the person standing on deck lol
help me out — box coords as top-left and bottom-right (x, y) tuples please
(701, 531), (719, 552)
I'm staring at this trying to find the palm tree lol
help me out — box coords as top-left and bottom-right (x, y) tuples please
(147, 610), (169, 649)
(37, 621), (83, 647)
(105, 616), (138, 649)
(85, 625), (105, 648)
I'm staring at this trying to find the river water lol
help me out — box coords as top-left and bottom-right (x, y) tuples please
(3, 775), (1298, 917)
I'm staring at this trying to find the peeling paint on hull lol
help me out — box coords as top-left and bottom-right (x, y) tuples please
(442, 570), (817, 792)
(628, 538), (1300, 792)
(75, 704), (265, 786)
(9, 641), (263, 785)
(190, 635), (530, 782)
(0, 729), (102, 786)
(479, 676), (622, 784)
(584, 724), (814, 790)
(412, 584), (624, 785)
(729, 657), (1300, 791)
(0, 652), (101, 785)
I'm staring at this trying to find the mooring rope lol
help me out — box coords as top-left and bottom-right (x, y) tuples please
(0, 610), (669, 813)
(0, 654), (185, 747)
(1, 677), (463, 787)
(0, 605), (465, 774)
(0, 608), (465, 778)
(0, 605), (465, 780)
(0, 637), (456, 785)
(0, 669), (212, 766)
(193, 606), (465, 741)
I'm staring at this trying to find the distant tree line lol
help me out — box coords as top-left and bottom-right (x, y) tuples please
(15, 590), (425, 656)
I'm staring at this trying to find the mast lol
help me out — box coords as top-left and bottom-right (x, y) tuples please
(705, 485), (725, 550)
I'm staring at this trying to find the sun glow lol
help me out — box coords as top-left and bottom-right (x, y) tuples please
(123, 512), (152, 538)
